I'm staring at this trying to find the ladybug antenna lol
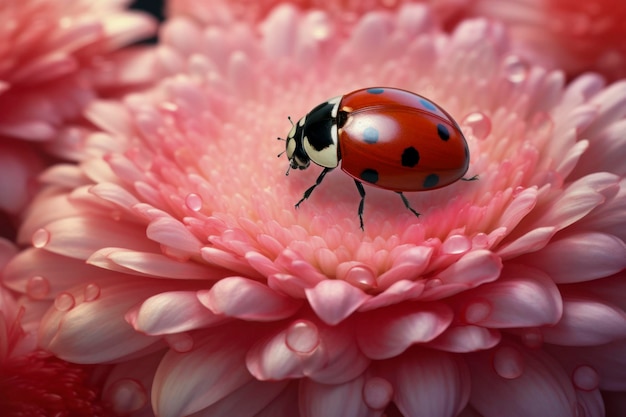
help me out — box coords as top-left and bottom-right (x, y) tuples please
(285, 165), (291, 176)
(287, 116), (294, 127)
(277, 149), (286, 158)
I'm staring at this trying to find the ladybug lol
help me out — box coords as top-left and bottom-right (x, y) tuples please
(281, 87), (472, 229)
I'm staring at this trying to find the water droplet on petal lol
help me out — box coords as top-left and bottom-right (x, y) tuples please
(442, 235), (471, 255)
(165, 333), (194, 353)
(493, 346), (524, 379)
(572, 365), (600, 391)
(54, 293), (75, 311)
(520, 328), (544, 348)
(472, 233), (489, 249)
(84, 283), (101, 301)
(464, 299), (492, 324)
(341, 263), (376, 290)
(104, 378), (148, 415)
(32, 228), (50, 248)
(462, 112), (491, 141)
(286, 320), (320, 354)
(362, 377), (393, 410)
(26, 276), (50, 299)
(425, 278), (442, 289)
(502, 56), (529, 83)
(185, 193), (203, 212)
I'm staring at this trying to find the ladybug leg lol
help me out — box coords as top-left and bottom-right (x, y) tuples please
(397, 192), (420, 218)
(295, 167), (333, 208)
(354, 180), (366, 230)
(462, 175), (479, 181)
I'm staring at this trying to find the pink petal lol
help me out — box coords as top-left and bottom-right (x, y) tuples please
(33, 217), (160, 260)
(198, 277), (302, 321)
(126, 291), (225, 335)
(359, 280), (426, 311)
(389, 350), (470, 417)
(305, 280), (371, 325)
(88, 248), (221, 279)
(300, 376), (382, 417)
(197, 379), (290, 417)
(356, 304), (453, 359)
(247, 321), (369, 384)
(497, 226), (557, 259)
(541, 297), (626, 346)
(3, 248), (112, 298)
(39, 280), (162, 362)
(468, 344), (577, 417)
(458, 265), (563, 328)
(152, 335), (253, 417)
(427, 325), (501, 353)
(523, 232), (626, 283)
(146, 217), (203, 254)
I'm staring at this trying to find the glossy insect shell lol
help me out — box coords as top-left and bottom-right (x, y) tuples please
(338, 87), (469, 192)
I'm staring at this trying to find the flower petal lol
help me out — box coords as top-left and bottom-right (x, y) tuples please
(522, 232), (626, 283)
(389, 350), (470, 417)
(541, 297), (626, 346)
(300, 376), (382, 417)
(468, 344), (577, 417)
(305, 280), (371, 325)
(356, 304), (453, 359)
(126, 291), (225, 335)
(198, 277), (302, 321)
(152, 335), (253, 417)
(427, 325), (501, 353)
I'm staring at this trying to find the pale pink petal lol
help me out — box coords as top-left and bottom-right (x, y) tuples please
(305, 280), (371, 325)
(541, 297), (626, 346)
(522, 232), (626, 283)
(389, 350), (470, 417)
(356, 304), (453, 359)
(427, 325), (501, 353)
(126, 291), (225, 336)
(457, 265), (562, 328)
(198, 277), (302, 321)
(468, 344), (578, 417)
(152, 335), (253, 417)
(300, 376), (383, 417)
(197, 379), (291, 417)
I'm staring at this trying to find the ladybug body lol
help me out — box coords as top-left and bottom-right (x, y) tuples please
(283, 87), (471, 229)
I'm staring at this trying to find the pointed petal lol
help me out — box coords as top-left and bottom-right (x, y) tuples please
(300, 376), (383, 417)
(427, 325), (501, 353)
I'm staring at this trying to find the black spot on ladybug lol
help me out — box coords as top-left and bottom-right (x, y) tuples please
(363, 127), (379, 144)
(367, 88), (385, 94)
(401, 146), (420, 167)
(423, 173), (439, 188)
(437, 124), (450, 141)
(360, 168), (379, 184)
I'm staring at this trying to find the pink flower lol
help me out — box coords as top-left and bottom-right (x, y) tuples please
(465, 0), (626, 81)
(0, 0), (157, 143)
(0, 239), (112, 416)
(4, 4), (626, 416)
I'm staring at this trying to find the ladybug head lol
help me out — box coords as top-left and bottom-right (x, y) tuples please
(285, 118), (311, 171)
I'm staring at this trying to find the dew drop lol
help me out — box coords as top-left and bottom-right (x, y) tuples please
(286, 320), (320, 354)
(185, 193), (203, 212)
(520, 328), (544, 348)
(462, 112), (491, 141)
(104, 378), (148, 415)
(572, 365), (600, 391)
(464, 299), (492, 323)
(502, 56), (529, 83)
(26, 276), (50, 299)
(32, 228), (50, 248)
(341, 263), (376, 290)
(493, 345), (524, 379)
(472, 233), (489, 249)
(425, 278), (442, 289)
(83, 283), (101, 301)
(165, 333), (194, 353)
(512, 186), (526, 197)
(442, 235), (471, 255)
(54, 292), (75, 311)
(362, 377), (393, 410)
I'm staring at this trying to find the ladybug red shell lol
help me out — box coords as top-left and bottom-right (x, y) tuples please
(282, 87), (472, 229)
